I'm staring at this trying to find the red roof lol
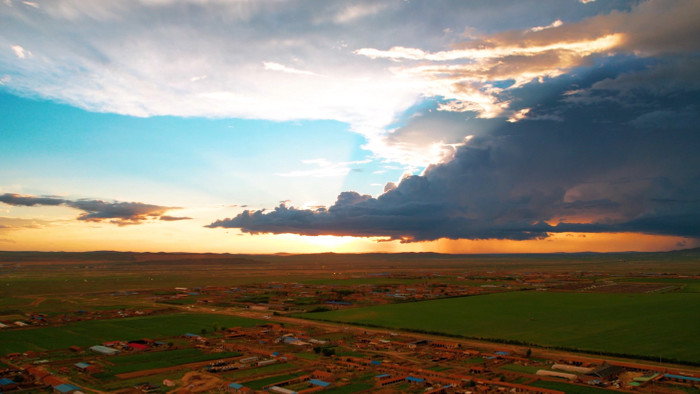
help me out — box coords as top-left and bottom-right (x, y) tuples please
(42, 376), (65, 386)
(129, 343), (149, 350)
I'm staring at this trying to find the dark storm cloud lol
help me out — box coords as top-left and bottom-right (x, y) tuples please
(208, 55), (700, 241)
(0, 193), (186, 225)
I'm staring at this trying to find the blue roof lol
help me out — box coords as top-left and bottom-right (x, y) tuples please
(229, 382), (244, 389)
(370, 360), (381, 365)
(376, 374), (390, 378)
(406, 376), (424, 383)
(309, 379), (331, 387)
(74, 362), (90, 368)
(494, 351), (509, 356)
(54, 384), (81, 393)
(0, 378), (15, 385)
(665, 374), (700, 382)
(184, 333), (200, 337)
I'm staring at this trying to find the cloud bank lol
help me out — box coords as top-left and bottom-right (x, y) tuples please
(208, 50), (700, 241)
(4, 0), (695, 166)
(0, 193), (190, 225)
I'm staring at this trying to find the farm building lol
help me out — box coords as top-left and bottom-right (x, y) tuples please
(268, 386), (296, 394)
(552, 363), (593, 374)
(308, 379), (331, 388)
(0, 378), (17, 391)
(226, 382), (252, 393)
(89, 345), (119, 355)
(588, 364), (624, 380)
(53, 383), (83, 393)
(536, 370), (577, 381)
(663, 374), (700, 386)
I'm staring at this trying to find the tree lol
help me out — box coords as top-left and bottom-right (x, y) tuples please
(526, 348), (532, 358)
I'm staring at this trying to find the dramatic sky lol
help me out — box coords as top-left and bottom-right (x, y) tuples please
(1, 0), (699, 253)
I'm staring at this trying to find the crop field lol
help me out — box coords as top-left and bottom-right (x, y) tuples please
(107, 348), (241, 375)
(302, 291), (700, 364)
(0, 313), (265, 354)
(620, 278), (700, 293)
(531, 381), (616, 393)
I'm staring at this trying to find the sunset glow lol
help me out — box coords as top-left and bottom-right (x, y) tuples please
(1, 0), (699, 253)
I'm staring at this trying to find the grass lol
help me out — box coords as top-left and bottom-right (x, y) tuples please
(321, 382), (374, 393)
(620, 278), (700, 293)
(98, 370), (185, 391)
(301, 278), (425, 286)
(427, 365), (452, 372)
(222, 362), (299, 380)
(500, 363), (543, 374)
(531, 380), (616, 393)
(107, 348), (241, 374)
(0, 313), (266, 354)
(300, 291), (700, 364)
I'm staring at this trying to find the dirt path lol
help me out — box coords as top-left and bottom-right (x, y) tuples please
(173, 371), (224, 393)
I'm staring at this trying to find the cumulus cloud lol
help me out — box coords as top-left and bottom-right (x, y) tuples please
(276, 158), (371, 178)
(208, 66), (700, 241)
(4, 0), (692, 167)
(355, 0), (699, 124)
(0, 193), (190, 225)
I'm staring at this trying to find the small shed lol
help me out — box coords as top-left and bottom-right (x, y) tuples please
(308, 379), (331, 388)
(53, 383), (82, 394)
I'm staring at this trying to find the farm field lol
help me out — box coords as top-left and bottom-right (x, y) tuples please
(302, 290), (700, 364)
(619, 277), (700, 293)
(106, 348), (241, 375)
(0, 313), (265, 354)
(531, 380), (617, 393)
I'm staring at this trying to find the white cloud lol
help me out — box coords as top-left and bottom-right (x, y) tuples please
(0, 0), (696, 169)
(529, 19), (563, 32)
(263, 62), (320, 77)
(277, 158), (371, 178)
(10, 44), (28, 58)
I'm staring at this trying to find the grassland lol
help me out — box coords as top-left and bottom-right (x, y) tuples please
(301, 291), (700, 364)
(531, 380), (616, 393)
(243, 372), (306, 389)
(0, 313), (265, 354)
(106, 348), (241, 375)
(620, 278), (700, 293)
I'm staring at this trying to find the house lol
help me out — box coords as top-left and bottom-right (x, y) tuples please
(53, 383), (82, 394)
(0, 378), (17, 391)
(308, 379), (331, 388)
(226, 382), (253, 393)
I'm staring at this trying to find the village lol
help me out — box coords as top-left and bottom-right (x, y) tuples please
(0, 269), (698, 393)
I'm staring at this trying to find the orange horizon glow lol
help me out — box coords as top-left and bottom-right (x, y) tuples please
(1, 217), (695, 254)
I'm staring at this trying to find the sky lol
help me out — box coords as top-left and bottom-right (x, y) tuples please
(1, 0), (699, 253)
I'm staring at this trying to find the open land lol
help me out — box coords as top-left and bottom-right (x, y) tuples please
(0, 249), (698, 393)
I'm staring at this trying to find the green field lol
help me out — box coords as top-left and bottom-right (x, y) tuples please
(244, 372), (306, 390)
(223, 362), (299, 381)
(532, 380), (616, 393)
(620, 278), (700, 293)
(0, 313), (266, 354)
(301, 291), (700, 363)
(107, 348), (241, 374)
